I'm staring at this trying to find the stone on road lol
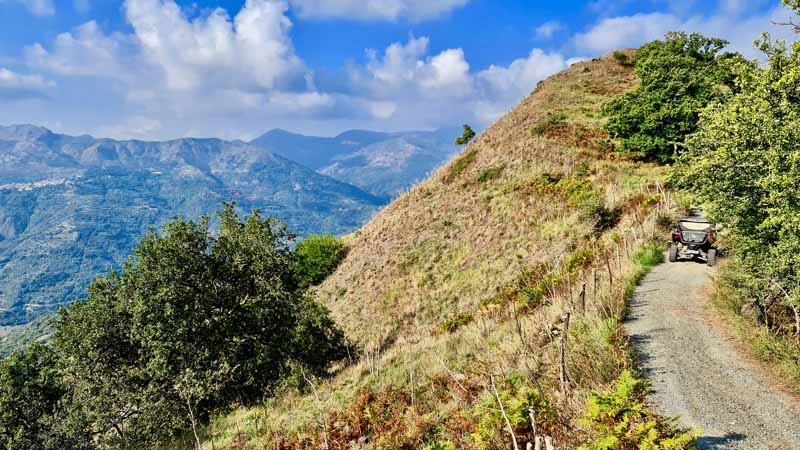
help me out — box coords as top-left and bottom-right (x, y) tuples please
(626, 258), (800, 450)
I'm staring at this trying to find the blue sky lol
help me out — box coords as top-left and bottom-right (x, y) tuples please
(0, 0), (794, 140)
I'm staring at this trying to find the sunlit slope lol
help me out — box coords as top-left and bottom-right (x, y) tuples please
(318, 52), (640, 348)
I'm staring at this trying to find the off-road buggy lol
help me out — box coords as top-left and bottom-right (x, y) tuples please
(669, 214), (717, 267)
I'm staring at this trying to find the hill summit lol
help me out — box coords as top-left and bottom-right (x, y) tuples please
(200, 51), (685, 449)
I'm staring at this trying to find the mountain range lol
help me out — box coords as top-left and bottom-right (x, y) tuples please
(0, 124), (458, 326)
(250, 127), (459, 199)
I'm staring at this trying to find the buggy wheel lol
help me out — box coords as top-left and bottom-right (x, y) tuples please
(668, 244), (678, 262)
(707, 248), (717, 267)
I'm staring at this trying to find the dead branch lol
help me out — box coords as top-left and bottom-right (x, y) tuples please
(490, 373), (520, 450)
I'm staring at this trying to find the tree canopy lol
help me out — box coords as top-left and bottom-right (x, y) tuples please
(0, 204), (348, 449)
(455, 124), (476, 146)
(294, 234), (346, 289)
(674, 34), (800, 316)
(604, 32), (740, 162)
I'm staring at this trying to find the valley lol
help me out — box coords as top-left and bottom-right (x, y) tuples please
(0, 125), (456, 329)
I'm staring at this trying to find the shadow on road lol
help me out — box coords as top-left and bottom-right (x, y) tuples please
(696, 433), (747, 449)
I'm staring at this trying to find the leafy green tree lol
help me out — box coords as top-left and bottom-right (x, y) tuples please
(674, 34), (800, 332)
(55, 204), (347, 448)
(454, 124), (476, 146)
(294, 234), (346, 289)
(0, 344), (93, 450)
(604, 32), (740, 162)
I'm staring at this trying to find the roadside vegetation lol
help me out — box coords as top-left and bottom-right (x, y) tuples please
(672, 4), (800, 392)
(606, 0), (800, 397)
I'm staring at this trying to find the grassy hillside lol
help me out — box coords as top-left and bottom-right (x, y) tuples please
(182, 52), (689, 449)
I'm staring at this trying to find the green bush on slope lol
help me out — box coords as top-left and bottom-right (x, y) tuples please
(604, 32), (740, 163)
(294, 234), (346, 289)
(0, 204), (348, 450)
(673, 24), (800, 379)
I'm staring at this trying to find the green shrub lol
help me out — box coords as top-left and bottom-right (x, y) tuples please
(538, 172), (563, 187)
(565, 248), (594, 274)
(423, 442), (457, 450)
(579, 370), (699, 450)
(633, 243), (664, 268)
(604, 32), (739, 162)
(574, 162), (591, 178)
(437, 312), (474, 334)
(444, 148), (479, 183)
(554, 177), (596, 207)
(476, 165), (505, 183)
(532, 112), (568, 135)
(454, 124), (476, 146)
(612, 50), (632, 66)
(471, 374), (553, 448)
(0, 344), (93, 450)
(54, 205), (348, 448)
(294, 234), (346, 289)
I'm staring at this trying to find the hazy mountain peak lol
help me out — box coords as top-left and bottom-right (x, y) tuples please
(0, 124), (53, 141)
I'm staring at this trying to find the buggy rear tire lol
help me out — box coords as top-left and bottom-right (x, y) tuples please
(668, 244), (678, 263)
(707, 248), (717, 267)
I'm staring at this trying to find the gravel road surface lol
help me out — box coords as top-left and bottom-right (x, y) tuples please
(626, 258), (800, 450)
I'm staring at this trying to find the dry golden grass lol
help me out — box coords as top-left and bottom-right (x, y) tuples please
(179, 52), (683, 450)
(317, 53), (640, 349)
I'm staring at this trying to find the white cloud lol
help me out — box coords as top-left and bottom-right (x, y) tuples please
(359, 36), (473, 99)
(366, 36), (430, 85)
(0, 67), (54, 100)
(0, 68), (54, 90)
(342, 36), (570, 128)
(97, 116), (162, 140)
(287, 0), (469, 21)
(534, 21), (563, 40)
(22, 0), (334, 139)
(124, 0), (303, 91)
(572, 5), (795, 59)
(0, 0), (54, 16)
(26, 21), (131, 78)
(573, 13), (681, 53)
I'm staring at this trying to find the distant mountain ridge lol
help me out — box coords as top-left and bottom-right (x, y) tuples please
(0, 124), (385, 326)
(250, 127), (460, 199)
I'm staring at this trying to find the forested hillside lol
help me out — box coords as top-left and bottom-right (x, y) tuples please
(0, 128), (384, 327)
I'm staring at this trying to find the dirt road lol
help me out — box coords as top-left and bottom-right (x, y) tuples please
(626, 258), (800, 450)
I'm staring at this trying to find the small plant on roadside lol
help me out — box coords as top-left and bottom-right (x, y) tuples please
(579, 370), (700, 450)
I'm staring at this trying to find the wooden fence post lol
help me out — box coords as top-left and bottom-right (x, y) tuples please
(559, 313), (571, 394)
(579, 283), (586, 314)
